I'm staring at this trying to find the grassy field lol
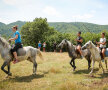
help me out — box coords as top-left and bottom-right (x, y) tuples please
(0, 52), (108, 90)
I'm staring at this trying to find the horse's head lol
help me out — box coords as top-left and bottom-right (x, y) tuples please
(82, 41), (93, 50)
(58, 39), (68, 49)
(0, 37), (10, 49)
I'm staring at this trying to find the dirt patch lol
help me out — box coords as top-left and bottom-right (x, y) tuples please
(49, 67), (61, 74)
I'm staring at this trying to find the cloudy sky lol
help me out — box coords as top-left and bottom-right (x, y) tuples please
(0, 0), (108, 24)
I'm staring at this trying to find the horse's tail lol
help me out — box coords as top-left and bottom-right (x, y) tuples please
(37, 49), (44, 60)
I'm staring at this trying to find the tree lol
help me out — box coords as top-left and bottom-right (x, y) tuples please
(21, 18), (57, 49)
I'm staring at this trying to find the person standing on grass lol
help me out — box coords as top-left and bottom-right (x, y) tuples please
(38, 41), (41, 50)
(60, 49), (62, 53)
(53, 41), (57, 52)
(9, 25), (22, 64)
(43, 42), (46, 52)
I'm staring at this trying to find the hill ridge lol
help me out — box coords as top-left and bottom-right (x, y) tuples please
(0, 21), (108, 36)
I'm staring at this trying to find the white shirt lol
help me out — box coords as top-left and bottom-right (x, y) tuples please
(43, 44), (46, 47)
(100, 38), (106, 48)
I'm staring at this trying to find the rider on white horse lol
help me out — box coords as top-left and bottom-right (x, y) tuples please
(9, 25), (22, 64)
(75, 31), (83, 59)
(96, 32), (106, 61)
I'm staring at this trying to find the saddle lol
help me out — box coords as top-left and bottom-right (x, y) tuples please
(10, 47), (26, 57)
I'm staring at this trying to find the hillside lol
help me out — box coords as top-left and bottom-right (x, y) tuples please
(49, 22), (108, 33)
(0, 21), (26, 37)
(0, 21), (108, 36)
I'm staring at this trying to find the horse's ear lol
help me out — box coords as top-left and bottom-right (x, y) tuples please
(65, 39), (67, 42)
(88, 40), (91, 44)
(90, 41), (92, 44)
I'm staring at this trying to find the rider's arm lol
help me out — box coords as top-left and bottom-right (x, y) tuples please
(77, 39), (83, 43)
(98, 42), (106, 45)
(98, 38), (106, 45)
(9, 35), (18, 41)
(101, 42), (106, 45)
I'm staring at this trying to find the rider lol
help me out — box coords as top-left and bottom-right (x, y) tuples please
(75, 31), (83, 59)
(9, 25), (22, 64)
(96, 32), (106, 61)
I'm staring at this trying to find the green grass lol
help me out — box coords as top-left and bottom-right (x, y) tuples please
(0, 52), (108, 90)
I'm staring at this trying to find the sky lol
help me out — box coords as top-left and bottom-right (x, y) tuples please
(0, 0), (108, 25)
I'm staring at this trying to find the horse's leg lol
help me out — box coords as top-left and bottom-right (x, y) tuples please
(70, 59), (73, 68)
(87, 57), (91, 70)
(32, 57), (37, 75)
(1, 61), (9, 75)
(33, 61), (37, 75)
(72, 59), (76, 71)
(88, 59), (91, 70)
(99, 61), (104, 74)
(105, 59), (107, 69)
(70, 58), (75, 66)
(99, 63), (101, 68)
(89, 60), (95, 75)
(7, 63), (12, 76)
(70, 58), (76, 71)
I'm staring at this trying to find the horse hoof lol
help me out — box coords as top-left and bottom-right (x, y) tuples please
(8, 73), (12, 76)
(32, 73), (36, 75)
(74, 66), (76, 69)
(102, 71), (105, 74)
(89, 74), (94, 77)
(73, 69), (75, 71)
(89, 72), (92, 75)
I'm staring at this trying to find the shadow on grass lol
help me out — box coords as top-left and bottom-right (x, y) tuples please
(1, 74), (44, 83)
(73, 68), (108, 79)
(73, 68), (99, 74)
(97, 72), (108, 79)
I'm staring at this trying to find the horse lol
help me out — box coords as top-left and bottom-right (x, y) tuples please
(58, 39), (92, 71)
(0, 37), (43, 77)
(82, 41), (106, 74)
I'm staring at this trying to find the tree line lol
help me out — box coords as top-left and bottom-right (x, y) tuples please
(20, 18), (108, 51)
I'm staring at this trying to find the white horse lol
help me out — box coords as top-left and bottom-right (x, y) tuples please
(0, 37), (43, 77)
(82, 41), (107, 74)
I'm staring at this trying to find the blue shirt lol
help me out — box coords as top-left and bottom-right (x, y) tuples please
(38, 43), (41, 47)
(14, 31), (21, 44)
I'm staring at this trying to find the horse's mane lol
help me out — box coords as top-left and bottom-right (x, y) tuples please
(90, 41), (100, 51)
(66, 40), (74, 47)
(66, 40), (76, 49)
(90, 41), (97, 48)
(0, 37), (10, 48)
